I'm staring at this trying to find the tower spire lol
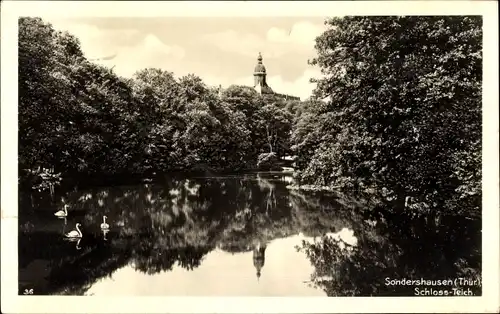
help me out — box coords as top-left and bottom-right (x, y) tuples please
(250, 51), (300, 101)
(253, 52), (272, 94)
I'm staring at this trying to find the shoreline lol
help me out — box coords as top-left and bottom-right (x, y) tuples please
(285, 184), (341, 192)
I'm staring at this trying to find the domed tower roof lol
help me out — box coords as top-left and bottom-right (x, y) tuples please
(254, 52), (266, 73)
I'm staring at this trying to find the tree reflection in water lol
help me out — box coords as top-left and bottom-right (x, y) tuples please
(18, 173), (481, 296)
(298, 205), (481, 296)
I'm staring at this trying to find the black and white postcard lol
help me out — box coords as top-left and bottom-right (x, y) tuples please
(1, 1), (499, 313)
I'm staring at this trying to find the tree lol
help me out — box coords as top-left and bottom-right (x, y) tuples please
(19, 15), (257, 183)
(294, 16), (482, 216)
(19, 17), (143, 179)
(257, 104), (293, 156)
(18, 17), (84, 172)
(130, 72), (252, 172)
(221, 85), (265, 161)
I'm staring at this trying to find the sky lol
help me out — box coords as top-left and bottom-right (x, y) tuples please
(45, 17), (328, 100)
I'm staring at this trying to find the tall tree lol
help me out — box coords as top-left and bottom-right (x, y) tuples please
(294, 16), (482, 216)
(18, 17), (84, 171)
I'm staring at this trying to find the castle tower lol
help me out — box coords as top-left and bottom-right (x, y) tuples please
(253, 52), (273, 95)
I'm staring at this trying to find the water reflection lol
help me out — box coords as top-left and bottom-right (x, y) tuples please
(253, 240), (267, 280)
(298, 206), (482, 296)
(18, 173), (481, 296)
(86, 234), (327, 296)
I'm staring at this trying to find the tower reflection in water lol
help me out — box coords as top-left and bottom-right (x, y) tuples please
(253, 240), (267, 281)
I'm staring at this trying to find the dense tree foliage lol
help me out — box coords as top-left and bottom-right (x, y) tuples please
(19, 17), (481, 219)
(292, 16), (482, 217)
(18, 18), (295, 188)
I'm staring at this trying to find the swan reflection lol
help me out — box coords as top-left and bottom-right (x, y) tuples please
(63, 234), (82, 250)
(102, 229), (109, 241)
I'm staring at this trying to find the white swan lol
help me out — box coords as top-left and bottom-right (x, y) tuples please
(100, 216), (110, 230)
(65, 223), (83, 238)
(54, 204), (69, 217)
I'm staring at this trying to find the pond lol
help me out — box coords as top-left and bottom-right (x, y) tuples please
(18, 172), (482, 296)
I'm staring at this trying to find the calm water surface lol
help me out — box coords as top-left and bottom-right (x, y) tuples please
(18, 173), (481, 296)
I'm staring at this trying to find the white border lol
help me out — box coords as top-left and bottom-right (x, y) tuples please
(2, 1), (499, 313)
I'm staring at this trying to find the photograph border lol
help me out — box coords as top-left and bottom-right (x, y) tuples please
(2, 1), (499, 313)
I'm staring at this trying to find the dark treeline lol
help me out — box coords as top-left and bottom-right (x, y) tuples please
(19, 17), (301, 188)
(292, 16), (482, 218)
(19, 16), (482, 218)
